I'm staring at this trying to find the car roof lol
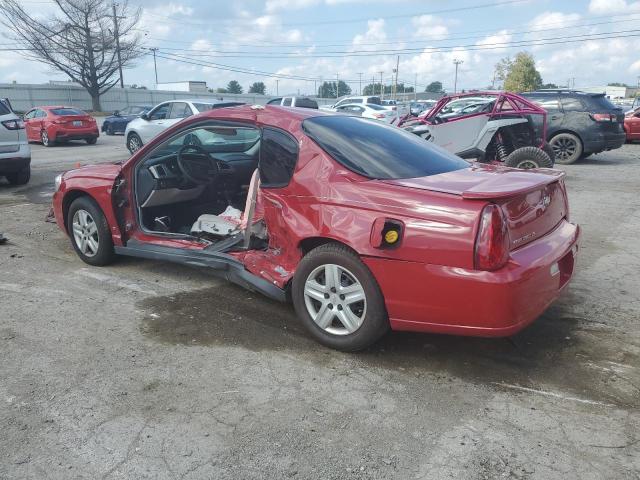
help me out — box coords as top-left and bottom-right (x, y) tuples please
(198, 104), (330, 124)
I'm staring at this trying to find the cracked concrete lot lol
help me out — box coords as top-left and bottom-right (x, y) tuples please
(1, 133), (639, 479)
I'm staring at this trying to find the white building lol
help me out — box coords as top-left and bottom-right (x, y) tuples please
(580, 85), (638, 99)
(156, 81), (208, 93)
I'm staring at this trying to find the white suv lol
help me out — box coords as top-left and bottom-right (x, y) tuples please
(321, 96), (383, 111)
(125, 99), (243, 153)
(0, 98), (31, 185)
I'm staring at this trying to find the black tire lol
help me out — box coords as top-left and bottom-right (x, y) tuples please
(105, 124), (114, 136)
(541, 142), (555, 165)
(580, 152), (593, 159)
(292, 243), (389, 352)
(5, 167), (30, 185)
(66, 196), (115, 266)
(86, 137), (97, 145)
(41, 129), (54, 147)
(549, 132), (582, 165)
(504, 146), (553, 169)
(127, 132), (143, 154)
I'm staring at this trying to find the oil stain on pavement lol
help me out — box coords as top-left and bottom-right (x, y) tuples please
(140, 284), (639, 409)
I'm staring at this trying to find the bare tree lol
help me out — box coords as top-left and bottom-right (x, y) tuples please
(0, 0), (144, 111)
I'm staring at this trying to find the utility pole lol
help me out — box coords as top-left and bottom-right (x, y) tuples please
(336, 73), (339, 99)
(357, 72), (363, 95)
(453, 59), (463, 93)
(149, 48), (158, 86)
(314, 79), (317, 97)
(379, 71), (384, 100)
(276, 79), (279, 96)
(414, 73), (417, 100)
(393, 56), (399, 101)
(112, 1), (124, 88)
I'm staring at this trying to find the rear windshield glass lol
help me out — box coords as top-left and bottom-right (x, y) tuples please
(302, 115), (469, 179)
(587, 95), (619, 111)
(366, 104), (386, 110)
(367, 96), (381, 105)
(295, 98), (318, 109)
(51, 108), (85, 115)
(131, 106), (150, 114)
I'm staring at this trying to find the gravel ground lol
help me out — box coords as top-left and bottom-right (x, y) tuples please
(0, 132), (639, 479)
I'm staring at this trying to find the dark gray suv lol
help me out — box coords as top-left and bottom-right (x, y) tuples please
(0, 98), (31, 185)
(520, 90), (625, 164)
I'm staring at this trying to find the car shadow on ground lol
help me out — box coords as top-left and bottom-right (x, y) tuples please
(139, 277), (638, 408)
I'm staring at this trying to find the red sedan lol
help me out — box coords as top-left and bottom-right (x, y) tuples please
(23, 106), (99, 146)
(624, 107), (640, 142)
(51, 105), (579, 351)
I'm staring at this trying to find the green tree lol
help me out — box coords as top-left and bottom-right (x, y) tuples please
(362, 83), (382, 95)
(607, 82), (630, 87)
(541, 83), (558, 89)
(248, 82), (266, 94)
(503, 52), (542, 92)
(425, 81), (443, 93)
(226, 80), (243, 94)
(215, 88), (227, 94)
(318, 80), (352, 98)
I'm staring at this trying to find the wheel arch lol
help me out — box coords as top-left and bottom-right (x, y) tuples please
(61, 189), (93, 233)
(299, 236), (358, 256)
(549, 128), (584, 147)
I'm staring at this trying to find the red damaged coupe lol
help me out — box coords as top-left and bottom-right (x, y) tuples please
(51, 105), (579, 351)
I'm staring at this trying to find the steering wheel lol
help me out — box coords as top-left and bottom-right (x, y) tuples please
(176, 144), (218, 185)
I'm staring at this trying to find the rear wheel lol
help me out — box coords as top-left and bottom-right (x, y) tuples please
(86, 137), (97, 145)
(292, 243), (389, 351)
(550, 132), (582, 165)
(541, 142), (556, 165)
(504, 146), (553, 169)
(105, 124), (114, 135)
(5, 167), (30, 185)
(66, 196), (115, 266)
(127, 132), (143, 154)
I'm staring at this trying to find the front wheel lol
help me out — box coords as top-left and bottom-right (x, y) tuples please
(504, 146), (553, 169)
(66, 196), (115, 266)
(292, 243), (389, 351)
(127, 132), (143, 154)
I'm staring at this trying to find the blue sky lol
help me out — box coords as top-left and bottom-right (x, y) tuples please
(1, 0), (640, 95)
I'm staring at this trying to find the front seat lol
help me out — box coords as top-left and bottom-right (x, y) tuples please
(190, 169), (263, 238)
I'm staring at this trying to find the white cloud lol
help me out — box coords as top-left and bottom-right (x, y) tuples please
(588, 0), (640, 14)
(411, 15), (449, 41)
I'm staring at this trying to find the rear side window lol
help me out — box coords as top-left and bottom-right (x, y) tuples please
(302, 115), (469, 179)
(267, 98), (282, 105)
(259, 128), (298, 188)
(560, 97), (586, 111)
(295, 98), (318, 109)
(367, 96), (381, 105)
(349, 98), (363, 104)
(0, 101), (10, 115)
(586, 95), (619, 111)
(168, 102), (191, 119)
(282, 98), (292, 106)
(51, 108), (84, 115)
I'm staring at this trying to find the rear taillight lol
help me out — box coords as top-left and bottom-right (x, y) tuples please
(53, 119), (66, 124)
(1, 119), (24, 130)
(474, 204), (510, 271)
(374, 113), (386, 118)
(590, 113), (614, 122)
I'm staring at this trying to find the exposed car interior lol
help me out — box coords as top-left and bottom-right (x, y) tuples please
(135, 124), (263, 248)
(134, 121), (299, 251)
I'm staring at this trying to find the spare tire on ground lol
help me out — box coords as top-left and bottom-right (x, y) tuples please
(504, 146), (554, 169)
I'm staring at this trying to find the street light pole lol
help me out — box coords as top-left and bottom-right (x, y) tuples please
(336, 73), (339, 99)
(357, 72), (363, 95)
(379, 71), (384, 100)
(276, 79), (279, 96)
(112, 1), (124, 88)
(149, 48), (158, 86)
(453, 59), (463, 94)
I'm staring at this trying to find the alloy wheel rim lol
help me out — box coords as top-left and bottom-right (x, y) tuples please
(303, 264), (367, 336)
(516, 160), (538, 169)
(42, 131), (48, 145)
(72, 209), (99, 257)
(129, 136), (141, 152)
(552, 137), (576, 160)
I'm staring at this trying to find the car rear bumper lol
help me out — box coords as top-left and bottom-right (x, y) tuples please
(364, 219), (580, 337)
(51, 127), (99, 142)
(0, 143), (31, 173)
(583, 131), (625, 153)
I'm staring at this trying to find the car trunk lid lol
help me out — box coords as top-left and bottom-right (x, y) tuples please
(54, 114), (93, 128)
(383, 164), (568, 250)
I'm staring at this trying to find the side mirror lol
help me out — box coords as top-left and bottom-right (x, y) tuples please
(113, 110), (120, 116)
(635, 112), (640, 118)
(140, 113), (149, 120)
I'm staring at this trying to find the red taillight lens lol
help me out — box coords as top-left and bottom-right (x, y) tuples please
(474, 204), (510, 271)
(590, 113), (613, 122)
(1, 119), (24, 130)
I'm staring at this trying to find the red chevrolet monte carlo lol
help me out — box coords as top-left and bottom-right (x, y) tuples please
(51, 105), (580, 351)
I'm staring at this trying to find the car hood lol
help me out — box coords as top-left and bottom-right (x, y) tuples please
(381, 163), (564, 199)
(64, 162), (122, 181)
